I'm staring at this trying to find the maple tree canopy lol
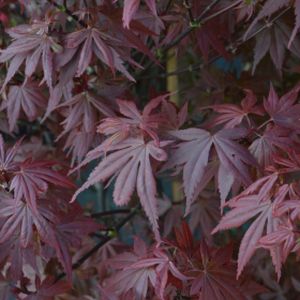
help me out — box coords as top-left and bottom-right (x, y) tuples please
(1, 0), (300, 299)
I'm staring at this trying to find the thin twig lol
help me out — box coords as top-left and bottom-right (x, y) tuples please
(136, 0), (238, 79)
(196, 0), (220, 21)
(91, 208), (131, 218)
(200, 0), (240, 24)
(243, 6), (291, 42)
(164, 0), (174, 14)
(163, 0), (238, 52)
(138, 6), (292, 80)
(54, 208), (138, 282)
(183, 0), (195, 23)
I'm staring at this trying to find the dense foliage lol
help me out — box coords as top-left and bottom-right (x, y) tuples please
(1, 0), (300, 299)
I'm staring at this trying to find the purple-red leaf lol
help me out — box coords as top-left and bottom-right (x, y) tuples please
(72, 137), (167, 240)
(10, 159), (75, 211)
(164, 127), (256, 214)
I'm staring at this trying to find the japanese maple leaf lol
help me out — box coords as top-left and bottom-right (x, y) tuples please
(212, 183), (291, 279)
(10, 159), (75, 212)
(0, 134), (21, 179)
(43, 80), (73, 120)
(189, 242), (246, 300)
(272, 152), (300, 178)
(71, 137), (168, 240)
(226, 173), (279, 207)
(235, 0), (257, 22)
(189, 0), (231, 60)
(56, 91), (114, 138)
(23, 276), (70, 300)
(243, 0), (300, 47)
(252, 21), (300, 73)
(263, 84), (300, 131)
(98, 3), (159, 58)
(243, 0), (289, 39)
(163, 127), (256, 215)
(63, 128), (97, 167)
(188, 191), (220, 244)
(130, 249), (187, 299)
(106, 237), (186, 299)
(0, 196), (62, 280)
(1, 81), (47, 132)
(161, 100), (188, 130)
(53, 207), (100, 281)
(123, 0), (157, 28)
(172, 221), (195, 257)
(60, 27), (135, 81)
(172, 223), (256, 300)
(249, 125), (292, 167)
(0, 233), (41, 280)
(269, 165), (300, 220)
(0, 195), (45, 280)
(259, 218), (299, 264)
(207, 89), (264, 128)
(104, 237), (153, 298)
(0, 194), (96, 281)
(194, 19), (230, 61)
(98, 95), (167, 145)
(0, 22), (62, 90)
(132, 8), (165, 46)
(0, 193), (60, 248)
(159, 195), (183, 237)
